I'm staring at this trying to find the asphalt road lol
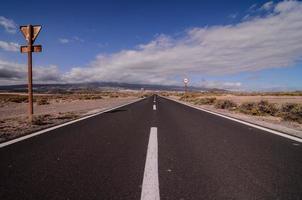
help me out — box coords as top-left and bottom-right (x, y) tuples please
(0, 95), (301, 199)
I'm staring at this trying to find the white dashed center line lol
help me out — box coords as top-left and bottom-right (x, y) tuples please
(141, 127), (160, 200)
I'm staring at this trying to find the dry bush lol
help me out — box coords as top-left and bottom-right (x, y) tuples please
(214, 99), (237, 110)
(80, 95), (103, 100)
(239, 100), (278, 116)
(279, 103), (302, 123)
(32, 114), (52, 125)
(239, 102), (259, 115)
(194, 97), (216, 105)
(37, 98), (50, 105)
(257, 100), (278, 115)
(109, 93), (119, 98)
(57, 112), (79, 120)
(0, 94), (28, 103)
(179, 93), (198, 102)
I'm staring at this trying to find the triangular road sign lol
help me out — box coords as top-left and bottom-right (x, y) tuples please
(20, 26), (29, 41)
(32, 26), (41, 42)
(20, 25), (42, 42)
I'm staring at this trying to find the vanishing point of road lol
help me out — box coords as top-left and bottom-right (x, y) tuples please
(0, 95), (301, 199)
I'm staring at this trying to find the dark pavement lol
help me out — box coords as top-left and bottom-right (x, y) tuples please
(0, 95), (301, 199)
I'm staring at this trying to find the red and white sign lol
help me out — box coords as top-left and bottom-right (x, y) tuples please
(183, 78), (189, 84)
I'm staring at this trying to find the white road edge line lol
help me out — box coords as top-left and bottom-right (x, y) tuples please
(141, 127), (160, 200)
(153, 105), (156, 110)
(161, 96), (302, 143)
(0, 98), (145, 148)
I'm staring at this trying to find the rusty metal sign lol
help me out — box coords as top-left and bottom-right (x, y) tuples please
(20, 24), (42, 122)
(20, 45), (42, 53)
(20, 25), (41, 42)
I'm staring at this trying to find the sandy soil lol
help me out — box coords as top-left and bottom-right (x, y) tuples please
(203, 95), (302, 104)
(0, 97), (137, 120)
(0, 97), (139, 142)
(169, 96), (302, 139)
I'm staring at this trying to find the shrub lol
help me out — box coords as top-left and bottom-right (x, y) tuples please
(109, 93), (119, 98)
(239, 102), (259, 115)
(8, 96), (28, 103)
(194, 97), (216, 105)
(179, 94), (192, 101)
(214, 99), (237, 110)
(57, 112), (78, 120)
(37, 98), (49, 105)
(239, 101), (278, 116)
(257, 100), (278, 115)
(279, 103), (302, 123)
(32, 115), (51, 125)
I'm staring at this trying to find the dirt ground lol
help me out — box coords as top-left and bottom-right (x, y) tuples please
(0, 97), (138, 120)
(0, 96), (140, 142)
(213, 95), (302, 104)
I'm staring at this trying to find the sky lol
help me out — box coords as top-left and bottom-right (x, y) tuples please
(0, 0), (302, 91)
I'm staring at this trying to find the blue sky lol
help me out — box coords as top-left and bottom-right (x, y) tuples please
(0, 0), (302, 91)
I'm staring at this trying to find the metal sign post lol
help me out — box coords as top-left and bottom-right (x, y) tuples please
(183, 78), (189, 94)
(20, 25), (42, 122)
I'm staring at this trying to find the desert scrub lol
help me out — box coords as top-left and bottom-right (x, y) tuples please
(32, 114), (52, 125)
(109, 93), (119, 98)
(83, 95), (103, 100)
(57, 112), (79, 120)
(239, 102), (259, 115)
(179, 94), (196, 102)
(279, 103), (302, 123)
(0, 94), (28, 103)
(239, 101), (278, 116)
(194, 97), (216, 105)
(214, 99), (237, 110)
(257, 100), (278, 115)
(37, 98), (50, 105)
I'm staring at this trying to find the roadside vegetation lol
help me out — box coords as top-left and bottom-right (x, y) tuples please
(174, 92), (302, 124)
(0, 91), (149, 106)
(0, 112), (80, 142)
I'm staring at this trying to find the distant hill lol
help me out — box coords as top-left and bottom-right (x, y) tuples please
(0, 82), (226, 93)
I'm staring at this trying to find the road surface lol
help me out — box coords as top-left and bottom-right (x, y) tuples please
(0, 95), (301, 199)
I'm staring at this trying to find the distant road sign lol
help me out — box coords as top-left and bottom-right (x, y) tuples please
(20, 25), (41, 42)
(183, 78), (189, 84)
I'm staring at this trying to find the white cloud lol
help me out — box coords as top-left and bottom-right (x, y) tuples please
(228, 13), (238, 19)
(0, 41), (19, 52)
(0, 16), (17, 34)
(59, 38), (70, 44)
(72, 36), (84, 42)
(201, 80), (242, 90)
(274, 0), (301, 13)
(0, 59), (62, 85)
(59, 36), (84, 44)
(62, 0), (302, 85)
(1, 0), (302, 88)
(260, 1), (274, 11)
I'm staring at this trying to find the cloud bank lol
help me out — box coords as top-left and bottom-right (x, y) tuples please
(0, 16), (17, 34)
(0, 60), (61, 85)
(1, 0), (302, 88)
(0, 41), (19, 52)
(64, 0), (302, 85)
